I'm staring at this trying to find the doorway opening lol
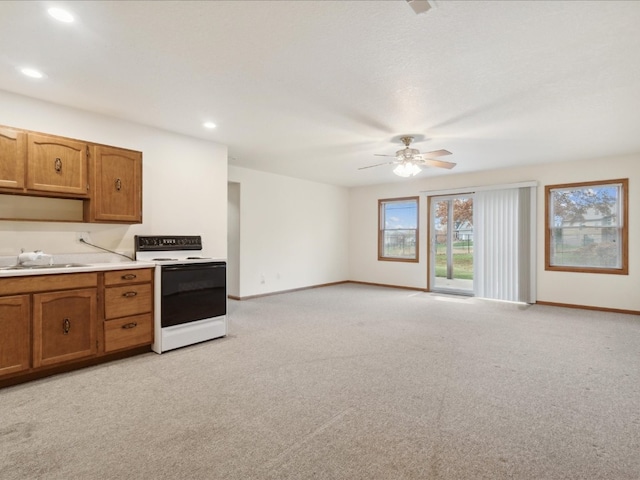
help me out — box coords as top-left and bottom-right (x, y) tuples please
(227, 182), (241, 299)
(430, 195), (474, 295)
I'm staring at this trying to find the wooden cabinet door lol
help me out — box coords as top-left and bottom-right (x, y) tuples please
(89, 145), (142, 223)
(0, 127), (26, 190)
(33, 288), (97, 368)
(27, 133), (88, 196)
(0, 295), (30, 376)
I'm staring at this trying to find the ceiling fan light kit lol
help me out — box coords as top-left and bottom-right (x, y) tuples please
(393, 162), (421, 177)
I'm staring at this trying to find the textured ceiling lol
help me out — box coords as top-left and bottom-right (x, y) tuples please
(1, 1), (640, 187)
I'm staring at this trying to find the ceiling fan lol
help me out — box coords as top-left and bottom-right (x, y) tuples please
(359, 136), (456, 177)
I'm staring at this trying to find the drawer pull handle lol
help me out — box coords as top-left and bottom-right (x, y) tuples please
(63, 318), (71, 335)
(121, 274), (137, 280)
(115, 178), (122, 191)
(122, 291), (138, 297)
(54, 158), (62, 173)
(122, 322), (138, 329)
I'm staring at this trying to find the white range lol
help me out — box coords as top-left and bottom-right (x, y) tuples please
(134, 235), (227, 353)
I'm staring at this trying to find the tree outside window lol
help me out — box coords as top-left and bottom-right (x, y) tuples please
(546, 179), (628, 274)
(378, 197), (419, 262)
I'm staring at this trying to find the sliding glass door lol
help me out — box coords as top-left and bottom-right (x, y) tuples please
(430, 195), (474, 295)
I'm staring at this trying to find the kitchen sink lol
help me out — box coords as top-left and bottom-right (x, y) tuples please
(0, 263), (90, 271)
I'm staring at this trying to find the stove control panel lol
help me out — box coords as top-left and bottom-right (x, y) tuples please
(135, 235), (202, 251)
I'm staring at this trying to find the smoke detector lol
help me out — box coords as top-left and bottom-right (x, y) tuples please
(406, 0), (432, 15)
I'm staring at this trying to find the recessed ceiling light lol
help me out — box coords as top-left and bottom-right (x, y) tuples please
(19, 67), (46, 79)
(203, 122), (217, 129)
(48, 7), (74, 23)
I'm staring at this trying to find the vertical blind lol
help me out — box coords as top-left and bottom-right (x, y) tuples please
(473, 187), (535, 303)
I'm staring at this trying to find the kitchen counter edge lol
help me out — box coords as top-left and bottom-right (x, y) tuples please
(0, 261), (158, 277)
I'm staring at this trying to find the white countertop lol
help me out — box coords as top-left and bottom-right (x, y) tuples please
(0, 261), (157, 277)
(0, 252), (156, 278)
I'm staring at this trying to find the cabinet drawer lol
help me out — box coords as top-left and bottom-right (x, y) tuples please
(105, 283), (152, 319)
(0, 273), (98, 296)
(104, 268), (152, 286)
(104, 313), (152, 353)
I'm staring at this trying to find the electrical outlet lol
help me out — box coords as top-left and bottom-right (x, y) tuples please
(76, 231), (91, 243)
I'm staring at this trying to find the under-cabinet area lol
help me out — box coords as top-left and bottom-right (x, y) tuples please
(0, 267), (153, 387)
(0, 125), (142, 223)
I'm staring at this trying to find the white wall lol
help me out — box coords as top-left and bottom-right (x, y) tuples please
(228, 166), (349, 297)
(0, 90), (227, 259)
(349, 154), (640, 311)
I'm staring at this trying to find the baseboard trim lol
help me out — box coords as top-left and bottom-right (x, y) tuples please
(536, 300), (640, 316)
(232, 285), (639, 315)
(347, 280), (427, 292)
(229, 281), (349, 301)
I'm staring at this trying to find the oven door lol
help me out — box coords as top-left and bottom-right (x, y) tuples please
(161, 262), (226, 328)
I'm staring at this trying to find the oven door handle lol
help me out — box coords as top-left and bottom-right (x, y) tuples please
(162, 263), (225, 272)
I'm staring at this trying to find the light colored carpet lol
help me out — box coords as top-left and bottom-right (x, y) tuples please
(1, 283), (639, 479)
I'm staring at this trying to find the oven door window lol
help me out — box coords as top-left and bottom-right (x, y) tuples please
(161, 262), (226, 328)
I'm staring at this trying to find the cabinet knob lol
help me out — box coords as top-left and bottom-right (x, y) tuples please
(122, 322), (138, 329)
(63, 318), (71, 335)
(115, 178), (122, 191)
(122, 274), (137, 280)
(54, 158), (62, 173)
(122, 291), (138, 298)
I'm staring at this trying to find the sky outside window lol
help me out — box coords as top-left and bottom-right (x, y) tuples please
(384, 201), (417, 229)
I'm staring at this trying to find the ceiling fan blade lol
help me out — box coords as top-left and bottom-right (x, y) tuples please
(358, 161), (394, 170)
(420, 158), (457, 169)
(374, 154), (397, 157)
(420, 149), (452, 157)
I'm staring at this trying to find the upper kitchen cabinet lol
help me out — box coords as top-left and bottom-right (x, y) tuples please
(27, 133), (89, 197)
(0, 125), (143, 223)
(85, 145), (142, 223)
(0, 127), (26, 191)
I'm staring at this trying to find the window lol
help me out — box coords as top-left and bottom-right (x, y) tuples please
(379, 196), (419, 262)
(545, 179), (628, 274)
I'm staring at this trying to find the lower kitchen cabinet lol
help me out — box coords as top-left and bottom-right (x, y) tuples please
(33, 288), (97, 368)
(0, 267), (153, 387)
(0, 295), (30, 376)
